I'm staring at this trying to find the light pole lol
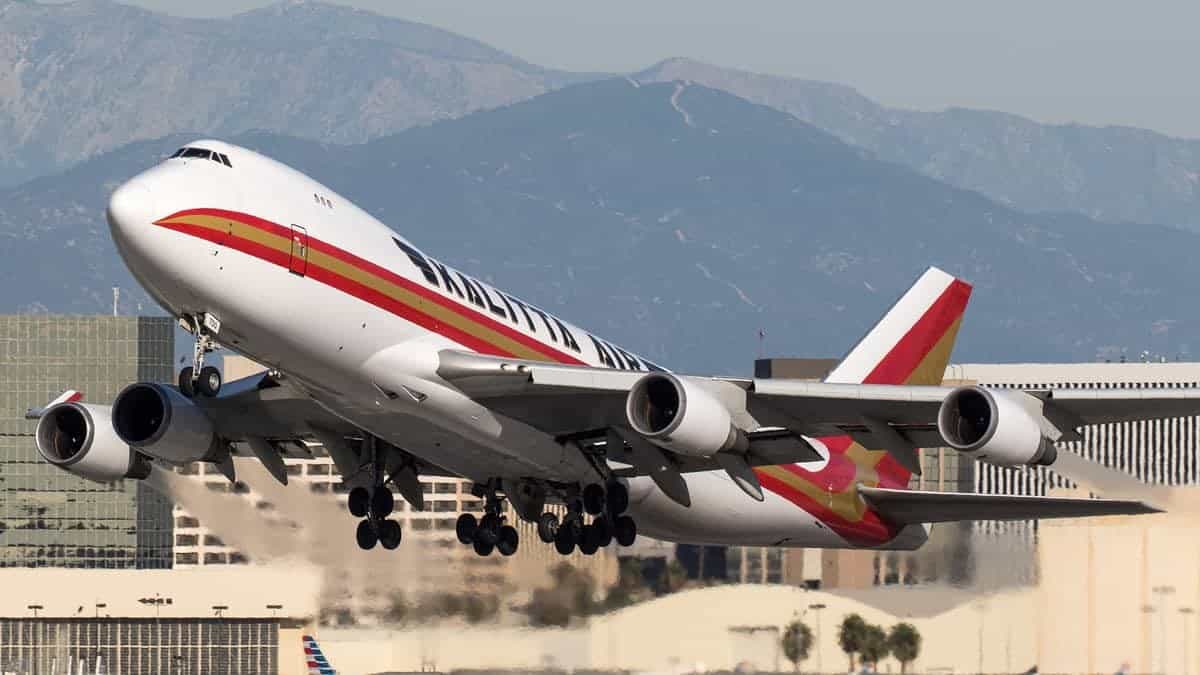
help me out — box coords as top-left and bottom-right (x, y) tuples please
(266, 603), (283, 619)
(1182, 607), (1195, 675)
(1154, 586), (1175, 674)
(27, 604), (43, 618)
(212, 604), (228, 618)
(808, 603), (826, 673)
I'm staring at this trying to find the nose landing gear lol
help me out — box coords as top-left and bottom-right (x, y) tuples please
(178, 313), (222, 398)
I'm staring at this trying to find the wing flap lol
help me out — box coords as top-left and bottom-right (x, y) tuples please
(859, 485), (1160, 525)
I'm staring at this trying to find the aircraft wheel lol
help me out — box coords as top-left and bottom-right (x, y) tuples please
(177, 367), (196, 398)
(348, 487), (370, 518)
(197, 366), (222, 397)
(371, 487), (394, 518)
(477, 513), (501, 545)
(578, 525), (600, 555)
(455, 513), (478, 545)
(473, 536), (494, 557)
(614, 515), (637, 547)
(378, 519), (402, 550)
(606, 481), (630, 515)
(497, 525), (519, 556)
(593, 516), (613, 548)
(553, 523), (576, 556)
(536, 512), (559, 543)
(355, 519), (378, 550)
(582, 483), (606, 515)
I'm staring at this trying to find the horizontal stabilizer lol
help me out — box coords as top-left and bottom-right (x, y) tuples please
(859, 485), (1160, 525)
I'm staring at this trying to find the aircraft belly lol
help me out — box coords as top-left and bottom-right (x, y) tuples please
(627, 471), (852, 548)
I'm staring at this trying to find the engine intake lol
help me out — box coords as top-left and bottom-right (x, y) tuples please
(35, 402), (150, 482)
(112, 383), (217, 464)
(937, 385), (1057, 467)
(625, 373), (742, 457)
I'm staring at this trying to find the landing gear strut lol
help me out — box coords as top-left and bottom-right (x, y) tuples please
(458, 482), (519, 557)
(349, 436), (403, 550)
(178, 313), (222, 398)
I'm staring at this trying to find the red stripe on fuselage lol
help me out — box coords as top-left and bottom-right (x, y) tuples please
(156, 208), (585, 365)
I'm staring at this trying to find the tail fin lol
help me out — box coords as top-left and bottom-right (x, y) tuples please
(303, 635), (336, 675)
(825, 267), (971, 386)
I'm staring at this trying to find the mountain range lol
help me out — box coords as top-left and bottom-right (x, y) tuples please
(3, 79), (1197, 374)
(0, 0), (587, 187)
(5, 1), (1200, 232)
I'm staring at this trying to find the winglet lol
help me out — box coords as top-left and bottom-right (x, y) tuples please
(24, 390), (83, 419)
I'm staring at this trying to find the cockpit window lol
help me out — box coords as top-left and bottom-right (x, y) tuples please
(172, 147), (233, 167)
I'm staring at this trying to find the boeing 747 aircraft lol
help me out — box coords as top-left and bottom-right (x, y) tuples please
(30, 140), (1184, 558)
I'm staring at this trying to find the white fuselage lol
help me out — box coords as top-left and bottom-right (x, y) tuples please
(106, 140), (921, 550)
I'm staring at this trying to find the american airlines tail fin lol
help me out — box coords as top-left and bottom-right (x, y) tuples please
(825, 267), (972, 387)
(825, 267), (972, 487)
(303, 635), (336, 675)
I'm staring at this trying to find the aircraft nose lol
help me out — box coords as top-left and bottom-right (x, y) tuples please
(106, 180), (155, 240)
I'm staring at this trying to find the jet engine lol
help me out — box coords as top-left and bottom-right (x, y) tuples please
(111, 383), (217, 464)
(625, 372), (743, 457)
(35, 402), (151, 482)
(937, 385), (1057, 466)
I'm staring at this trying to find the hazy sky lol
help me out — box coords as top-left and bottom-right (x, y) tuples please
(108, 0), (1200, 138)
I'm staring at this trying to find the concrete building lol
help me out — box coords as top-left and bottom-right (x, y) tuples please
(315, 498), (1200, 675)
(0, 315), (175, 569)
(0, 565), (319, 675)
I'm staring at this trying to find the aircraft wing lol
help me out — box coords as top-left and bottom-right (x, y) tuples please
(437, 349), (1200, 472)
(858, 486), (1160, 524)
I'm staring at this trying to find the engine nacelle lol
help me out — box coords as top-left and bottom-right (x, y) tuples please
(937, 385), (1057, 467)
(112, 383), (217, 464)
(625, 372), (742, 457)
(35, 402), (151, 482)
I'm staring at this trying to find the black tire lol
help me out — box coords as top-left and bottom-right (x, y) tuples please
(178, 367), (196, 398)
(554, 523), (576, 555)
(197, 366), (222, 397)
(455, 513), (478, 545)
(355, 519), (378, 550)
(477, 513), (500, 545)
(536, 512), (559, 544)
(473, 537), (494, 557)
(371, 487), (394, 518)
(582, 483), (605, 515)
(593, 516), (613, 548)
(614, 515), (637, 547)
(379, 519), (402, 550)
(578, 525), (600, 555)
(348, 487), (370, 518)
(606, 481), (630, 515)
(497, 525), (519, 556)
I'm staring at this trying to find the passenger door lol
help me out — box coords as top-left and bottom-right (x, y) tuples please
(288, 224), (308, 276)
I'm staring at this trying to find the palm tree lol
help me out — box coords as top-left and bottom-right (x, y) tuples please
(858, 624), (890, 672)
(838, 614), (868, 671)
(888, 623), (922, 674)
(782, 619), (814, 672)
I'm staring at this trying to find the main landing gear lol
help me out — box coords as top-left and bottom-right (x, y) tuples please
(455, 484), (520, 558)
(348, 436), (403, 550)
(537, 481), (637, 557)
(177, 313), (222, 398)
